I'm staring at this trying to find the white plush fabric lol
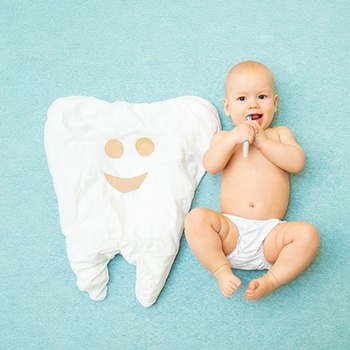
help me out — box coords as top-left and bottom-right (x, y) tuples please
(45, 96), (220, 307)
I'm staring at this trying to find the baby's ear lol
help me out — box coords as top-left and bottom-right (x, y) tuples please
(223, 98), (230, 116)
(274, 94), (278, 112)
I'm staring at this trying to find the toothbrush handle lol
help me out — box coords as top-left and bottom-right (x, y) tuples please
(243, 140), (249, 158)
(243, 114), (252, 158)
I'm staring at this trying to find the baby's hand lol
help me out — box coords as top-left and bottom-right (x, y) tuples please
(233, 122), (255, 144)
(247, 121), (268, 149)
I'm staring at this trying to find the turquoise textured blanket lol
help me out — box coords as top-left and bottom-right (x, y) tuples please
(1, 1), (349, 349)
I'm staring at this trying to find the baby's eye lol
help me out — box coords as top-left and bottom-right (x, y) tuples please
(258, 95), (267, 99)
(238, 96), (246, 101)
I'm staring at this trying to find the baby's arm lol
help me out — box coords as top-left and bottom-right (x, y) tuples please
(203, 124), (254, 174)
(254, 124), (305, 173)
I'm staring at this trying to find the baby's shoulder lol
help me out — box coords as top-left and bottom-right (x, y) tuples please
(267, 125), (293, 137)
(267, 126), (296, 143)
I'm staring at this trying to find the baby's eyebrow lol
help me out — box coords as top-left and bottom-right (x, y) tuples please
(257, 89), (273, 95)
(234, 90), (248, 95)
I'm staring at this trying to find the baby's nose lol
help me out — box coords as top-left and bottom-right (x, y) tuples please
(248, 98), (259, 109)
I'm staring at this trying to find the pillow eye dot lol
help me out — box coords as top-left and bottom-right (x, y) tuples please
(136, 137), (155, 156)
(105, 139), (124, 158)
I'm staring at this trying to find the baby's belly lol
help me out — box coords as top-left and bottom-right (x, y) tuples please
(220, 187), (289, 220)
(220, 153), (290, 220)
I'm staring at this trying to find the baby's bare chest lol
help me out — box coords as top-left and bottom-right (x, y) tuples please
(220, 147), (289, 218)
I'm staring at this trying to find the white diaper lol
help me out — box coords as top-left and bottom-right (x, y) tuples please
(224, 214), (284, 270)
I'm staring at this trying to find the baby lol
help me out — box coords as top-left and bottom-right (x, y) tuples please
(185, 61), (320, 300)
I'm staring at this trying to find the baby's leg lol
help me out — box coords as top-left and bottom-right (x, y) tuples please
(185, 208), (242, 297)
(244, 222), (319, 300)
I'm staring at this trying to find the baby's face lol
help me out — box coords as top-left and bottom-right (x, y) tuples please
(224, 65), (278, 129)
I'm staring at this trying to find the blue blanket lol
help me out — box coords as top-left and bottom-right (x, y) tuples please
(1, 1), (349, 349)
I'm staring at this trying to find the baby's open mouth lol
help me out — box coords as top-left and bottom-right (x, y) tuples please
(251, 114), (263, 120)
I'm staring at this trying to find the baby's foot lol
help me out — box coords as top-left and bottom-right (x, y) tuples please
(214, 265), (242, 298)
(244, 271), (279, 300)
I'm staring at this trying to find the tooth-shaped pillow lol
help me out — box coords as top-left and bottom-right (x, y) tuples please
(45, 95), (220, 307)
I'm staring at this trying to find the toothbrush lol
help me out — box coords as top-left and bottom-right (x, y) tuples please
(243, 115), (252, 158)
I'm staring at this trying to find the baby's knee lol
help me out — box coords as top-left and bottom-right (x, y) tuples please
(185, 208), (209, 234)
(300, 223), (320, 251)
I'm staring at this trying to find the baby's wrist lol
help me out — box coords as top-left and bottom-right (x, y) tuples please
(255, 137), (269, 150)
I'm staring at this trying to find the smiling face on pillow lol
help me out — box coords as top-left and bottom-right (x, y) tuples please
(104, 137), (155, 192)
(45, 95), (220, 307)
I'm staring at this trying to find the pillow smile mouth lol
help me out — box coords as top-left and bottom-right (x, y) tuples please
(104, 172), (148, 192)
